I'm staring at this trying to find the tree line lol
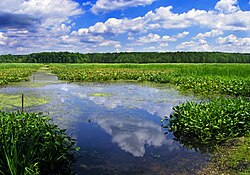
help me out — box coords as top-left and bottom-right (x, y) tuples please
(0, 52), (249, 63)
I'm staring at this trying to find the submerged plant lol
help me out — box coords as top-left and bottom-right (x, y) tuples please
(0, 112), (78, 175)
(0, 94), (49, 111)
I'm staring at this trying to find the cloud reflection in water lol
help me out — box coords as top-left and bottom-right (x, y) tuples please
(71, 83), (194, 118)
(57, 83), (194, 157)
(92, 116), (178, 157)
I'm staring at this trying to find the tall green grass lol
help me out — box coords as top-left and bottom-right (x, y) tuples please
(0, 112), (77, 175)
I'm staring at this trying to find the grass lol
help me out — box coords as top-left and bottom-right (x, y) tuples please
(0, 64), (79, 174)
(89, 93), (113, 97)
(198, 135), (250, 175)
(161, 97), (250, 174)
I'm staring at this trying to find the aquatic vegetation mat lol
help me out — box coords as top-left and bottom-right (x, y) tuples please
(0, 93), (49, 111)
(89, 93), (113, 97)
(0, 112), (78, 175)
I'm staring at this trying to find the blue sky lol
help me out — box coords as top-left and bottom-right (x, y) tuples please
(0, 0), (249, 54)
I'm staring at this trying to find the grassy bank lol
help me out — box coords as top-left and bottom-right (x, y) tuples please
(0, 64), (78, 174)
(0, 112), (78, 175)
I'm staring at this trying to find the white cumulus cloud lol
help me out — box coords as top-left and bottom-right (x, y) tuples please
(69, 30), (121, 49)
(214, 34), (250, 52)
(215, 0), (239, 14)
(0, 0), (83, 29)
(216, 34), (250, 46)
(0, 0), (84, 54)
(77, 4), (250, 40)
(174, 31), (190, 39)
(132, 31), (189, 45)
(194, 29), (224, 39)
(1, 0), (250, 54)
(0, 32), (8, 45)
(82, 1), (92, 6)
(177, 39), (210, 51)
(72, 17), (147, 36)
(91, 0), (157, 14)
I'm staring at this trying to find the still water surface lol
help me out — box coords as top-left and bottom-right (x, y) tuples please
(0, 70), (207, 175)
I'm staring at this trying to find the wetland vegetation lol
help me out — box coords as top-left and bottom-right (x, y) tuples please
(50, 63), (250, 96)
(0, 62), (249, 174)
(164, 98), (250, 151)
(0, 112), (77, 175)
(0, 64), (41, 86)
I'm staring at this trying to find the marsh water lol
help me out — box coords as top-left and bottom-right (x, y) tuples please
(0, 69), (207, 175)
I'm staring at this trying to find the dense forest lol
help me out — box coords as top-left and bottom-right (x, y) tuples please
(0, 52), (249, 63)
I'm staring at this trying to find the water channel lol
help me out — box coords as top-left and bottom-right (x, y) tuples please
(0, 69), (207, 175)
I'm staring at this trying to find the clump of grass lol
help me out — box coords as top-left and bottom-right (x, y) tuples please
(0, 112), (78, 175)
(163, 98), (250, 152)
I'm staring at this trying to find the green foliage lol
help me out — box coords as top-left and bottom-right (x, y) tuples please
(165, 98), (250, 152)
(0, 112), (77, 175)
(0, 64), (41, 86)
(174, 76), (250, 96)
(50, 64), (250, 97)
(0, 52), (249, 63)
